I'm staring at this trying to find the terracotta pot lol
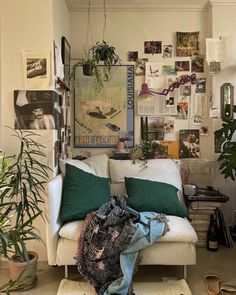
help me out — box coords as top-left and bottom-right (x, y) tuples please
(9, 251), (38, 288)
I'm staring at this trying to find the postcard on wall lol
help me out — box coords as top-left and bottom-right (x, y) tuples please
(176, 31), (199, 57)
(141, 116), (164, 141)
(179, 129), (200, 158)
(160, 140), (179, 159)
(145, 62), (164, 89)
(163, 65), (176, 76)
(128, 51), (138, 61)
(144, 41), (162, 54)
(138, 93), (178, 116)
(196, 78), (206, 93)
(175, 61), (190, 72)
(180, 85), (191, 97)
(177, 101), (188, 119)
(135, 58), (148, 76)
(191, 56), (204, 72)
(191, 94), (207, 119)
(210, 61), (221, 75)
(163, 45), (173, 58)
(23, 51), (50, 89)
(206, 37), (226, 63)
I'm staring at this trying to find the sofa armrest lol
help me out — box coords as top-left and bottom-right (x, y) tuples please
(45, 174), (63, 265)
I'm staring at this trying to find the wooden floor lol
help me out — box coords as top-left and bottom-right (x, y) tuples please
(0, 244), (236, 295)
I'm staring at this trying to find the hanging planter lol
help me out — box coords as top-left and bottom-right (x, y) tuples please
(90, 40), (121, 65)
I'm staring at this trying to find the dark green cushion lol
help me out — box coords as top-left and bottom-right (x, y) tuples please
(60, 164), (110, 222)
(125, 177), (188, 218)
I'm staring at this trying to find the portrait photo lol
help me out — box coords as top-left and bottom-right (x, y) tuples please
(14, 90), (62, 130)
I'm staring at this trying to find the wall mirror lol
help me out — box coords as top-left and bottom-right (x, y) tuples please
(220, 83), (234, 120)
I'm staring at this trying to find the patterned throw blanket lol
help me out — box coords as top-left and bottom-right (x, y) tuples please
(75, 195), (169, 295)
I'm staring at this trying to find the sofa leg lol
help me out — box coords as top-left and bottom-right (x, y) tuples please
(183, 265), (187, 280)
(65, 265), (68, 279)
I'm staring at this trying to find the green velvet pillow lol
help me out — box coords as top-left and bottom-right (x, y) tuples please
(125, 177), (188, 218)
(60, 164), (110, 223)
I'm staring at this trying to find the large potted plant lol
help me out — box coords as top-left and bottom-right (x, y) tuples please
(0, 129), (50, 290)
(214, 106), (236, 180)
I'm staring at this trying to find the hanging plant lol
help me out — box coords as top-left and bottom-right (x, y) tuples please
(90, 40), (121, 81)
(214, 106), (236, 180)
(70, 53), (103, 91)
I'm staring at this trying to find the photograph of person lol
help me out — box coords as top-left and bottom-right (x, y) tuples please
(144, 41), (162, 54)
(14, 90), (62, 130)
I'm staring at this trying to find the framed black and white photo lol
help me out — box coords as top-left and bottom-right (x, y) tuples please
(23, 51), (50, 89)
(61, 36), (71, 87)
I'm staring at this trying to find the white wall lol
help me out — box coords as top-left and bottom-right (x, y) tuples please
(70, 8), (209, 156)
(0, 0), (70, 261)
(210, 3), (236, 225)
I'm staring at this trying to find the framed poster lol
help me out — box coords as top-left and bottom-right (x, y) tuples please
(61, 36), (71, 87)
(74, 65), (134, 148)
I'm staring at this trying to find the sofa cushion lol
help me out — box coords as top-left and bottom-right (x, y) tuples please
(59, 215), (197, 243)
(125, 177), (188, 218)
(60, 164), (110, 223)
(59, 159), (95, 177)
(109, 159), (182, 191)
(83, 153), (110, 178)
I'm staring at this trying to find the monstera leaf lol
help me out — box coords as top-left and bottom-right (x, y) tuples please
(214, 106), (236, 180)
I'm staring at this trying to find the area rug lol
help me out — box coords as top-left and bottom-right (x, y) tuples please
(57, 278), (192, 295)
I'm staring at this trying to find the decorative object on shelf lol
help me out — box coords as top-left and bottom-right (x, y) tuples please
(61, 36), (71, 88)
(138, 73), (196, 97)
(214, 106), (236, 180)
(130, 140), (168, 162)
(0, 129), (50, 290)
(74, 65), (134, 148)
(220, 83), (234, 120)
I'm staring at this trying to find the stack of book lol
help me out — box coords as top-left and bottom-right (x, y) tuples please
(189, 201), (221, 247)
(216, 208), (234, 248)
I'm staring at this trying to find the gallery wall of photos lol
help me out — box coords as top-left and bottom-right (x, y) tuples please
(127, 31), (215, 160)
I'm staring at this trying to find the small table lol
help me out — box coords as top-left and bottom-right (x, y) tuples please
(184, 187), (229, 247)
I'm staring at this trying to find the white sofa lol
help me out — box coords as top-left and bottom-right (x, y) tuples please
(45, 154), (197, 279)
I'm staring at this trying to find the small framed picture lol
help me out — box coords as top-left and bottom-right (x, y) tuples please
(61, 36), (71, 87)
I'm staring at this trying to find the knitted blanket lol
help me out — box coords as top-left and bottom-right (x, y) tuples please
(74, 195), (169, 295)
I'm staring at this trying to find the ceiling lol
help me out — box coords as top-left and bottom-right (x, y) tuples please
(66, 0), (211, 11)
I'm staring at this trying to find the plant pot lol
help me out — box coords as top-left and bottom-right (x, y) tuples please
(99, 51), (108, 61)
(9, 251), (38, 289)
(82, 64), (93, 76)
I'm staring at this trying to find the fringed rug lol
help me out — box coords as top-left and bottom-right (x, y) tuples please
(57, 279), (192, 295)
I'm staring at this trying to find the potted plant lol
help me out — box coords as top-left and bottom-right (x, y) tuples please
(214, 106), (236, 180)
(71, 53), (104, 92)
(90, 40), (121, 81)
(0, 129), (50, 290)
(130, 140), (168, 162)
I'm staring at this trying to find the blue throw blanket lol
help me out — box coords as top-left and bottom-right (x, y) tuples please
(75, 195), (169, 295)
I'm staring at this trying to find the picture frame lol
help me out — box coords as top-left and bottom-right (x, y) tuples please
(61, 36), (71, 87)
(74, 65), (134, 148)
